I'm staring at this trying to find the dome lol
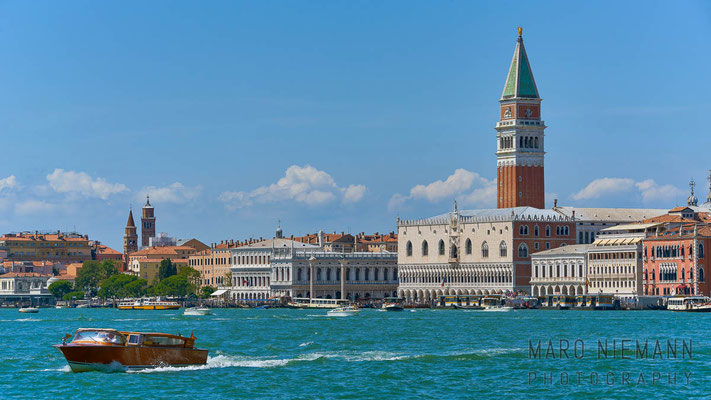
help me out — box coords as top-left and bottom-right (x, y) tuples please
(687, 194), (698, 206)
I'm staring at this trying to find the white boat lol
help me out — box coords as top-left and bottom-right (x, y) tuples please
(184, 307), (212, 316)
(382, 297), (405, 312)
(667, 296), (711, 312)
(327, 306), (361, 317)
(287, 298), (350, 309)
(481, 296), (513, 312)
(19, 307), (39, 313)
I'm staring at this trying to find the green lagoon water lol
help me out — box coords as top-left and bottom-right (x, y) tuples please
(1, 308), (707, 399)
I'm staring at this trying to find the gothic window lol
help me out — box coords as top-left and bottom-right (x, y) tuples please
(481, 242), (489, 258)
(700, 243), (705, 259)
(700, 267), (705, 282)
(465, 239), (472, 255)
(438, 240), (445, 256)
(406, 241), (412, 257)
(518, 243), (529, 258)
(451, 245), (458, 258)
(534, 225), (539, 237)
(500, 241), (507, 257)
(519, 225), (529, 235)
(422, 241), (429, 256)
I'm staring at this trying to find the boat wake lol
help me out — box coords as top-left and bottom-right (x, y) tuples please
(125, 347), (527, 373)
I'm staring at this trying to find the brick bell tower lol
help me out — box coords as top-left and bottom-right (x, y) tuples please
(496, 27), (545, 209)
(141, 195), (156, 248)
(124, 207), (138, 259)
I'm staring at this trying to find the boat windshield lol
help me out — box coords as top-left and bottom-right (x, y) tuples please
(73, 330), (126, 345)
(142, 335), (185, 347)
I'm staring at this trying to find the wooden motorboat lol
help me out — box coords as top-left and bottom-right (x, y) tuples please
(19, 307), (39, 313)
(382, 298), (405, 312)
(54, 328), (208, 372)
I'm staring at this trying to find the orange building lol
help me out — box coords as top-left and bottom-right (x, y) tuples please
(188, 242), (236, 288)
(496, 28), (545, 209)
(355, 232), (398, 252)
(0, 231), (92, 264)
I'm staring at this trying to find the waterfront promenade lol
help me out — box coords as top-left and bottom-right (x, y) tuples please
(3, 308), (706, 399)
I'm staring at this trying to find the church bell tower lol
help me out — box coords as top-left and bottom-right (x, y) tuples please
(496, 27), (546, 209)
(141, 195), (156, 248)
(124, 207), (138, 257)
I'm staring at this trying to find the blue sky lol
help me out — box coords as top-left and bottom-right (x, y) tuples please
(0, 1), (710, 251)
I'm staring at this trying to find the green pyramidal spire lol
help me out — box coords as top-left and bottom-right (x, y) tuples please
(501, 27), (539, 99)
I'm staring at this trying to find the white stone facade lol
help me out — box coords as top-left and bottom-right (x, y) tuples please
(530, 244), (592, 296)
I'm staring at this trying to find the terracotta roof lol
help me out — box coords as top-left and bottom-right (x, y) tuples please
(126, 209), (136, 227)
(130, 246), (196, 257)
(668, 206), (693, 213)
(0, 272), (49, 278)
(95, 244), (122, 255)
(0, 234), (88, 242)
(641, 214), (697, 224)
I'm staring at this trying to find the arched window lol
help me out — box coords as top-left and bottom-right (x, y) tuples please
(297, 268), (303, 281)
(700, 243), (705, 259)
(465, 239), (472, 255)
(451, 245), (458, 258)
(406, 241), (412, 257)
(500, 241), (507, 257)
(518, 243), (529, 258)
(438, 240), (445, 256)
(699, 267), (705, 282)
(482, 242), (489, 258)
(422, 241), (429, 256)
(534, 137), (539, 148)
(519, 225), (529, 235)
(681, 268), (685, 281)
(534, 225), (539, 237)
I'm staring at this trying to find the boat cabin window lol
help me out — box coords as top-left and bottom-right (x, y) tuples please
(127, 334), (142, 345)
(143, 335), (185, 347)
(73, 330), (126, 345)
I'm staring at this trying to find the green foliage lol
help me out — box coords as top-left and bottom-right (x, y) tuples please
(63, 291), (84, 301)
(149, 267), (200, 297)
(200, 286), (216, 299)
(158, 259), (178, 281)
(75, 260), (119, 295)
(48, 280), (73, 299)
(97, 274), (147, 299)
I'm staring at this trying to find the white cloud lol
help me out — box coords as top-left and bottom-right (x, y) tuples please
(572, 177), (684, 204)
(635, 179), (684, 203)
(137, 183), (202, 204)
(46, 169), (127, 200)
(219, 165), (365, 210)
(15, 199), (56, 215)
(0, 175), (16, 192)
(342, 184), (366, 204)
(571, 178), (635, 201)
(389, 169), (496, 211)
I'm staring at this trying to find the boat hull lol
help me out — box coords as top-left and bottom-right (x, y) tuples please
(54, 345), (208, 372)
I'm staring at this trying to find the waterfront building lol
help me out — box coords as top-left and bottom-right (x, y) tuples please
(270, 249), (398, 300)
(229, 238), (319, 301)
(141, 195), (156, 248)
(552, 205), (665, 244)
(587, 224), (647, 300)
(530, 244), (593, 296)
(0, 272), (52, 306)
(188, 242), (237, 288)
(398, 204), (576, 302)
(129, 258), (188, 285)
(91, 241), (123, 266)
(0, 231), (92, 264)
(127, 245), (198, 265)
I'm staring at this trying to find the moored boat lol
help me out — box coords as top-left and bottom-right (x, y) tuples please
(54, 328), (208, 372)
(327, 305), (361, 317)
(118, 298), (181, 310)
(19, 307), (39, 313)
(184, 307), (212, 316)
(481, 296), (513, 312)
(667, 296), (711, 312)
(286, 298), (349, 309)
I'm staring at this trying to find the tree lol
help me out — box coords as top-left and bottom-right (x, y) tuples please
(49, 280), (73, 299)
(63, 291), (84, 301)
(200, 286), (216, 299)
(75, 260), (119, 295)
(98, 274), (146, 299)
(158, 259), (177, 281)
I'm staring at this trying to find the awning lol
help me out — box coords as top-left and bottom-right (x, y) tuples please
(210, 289), (228, 297)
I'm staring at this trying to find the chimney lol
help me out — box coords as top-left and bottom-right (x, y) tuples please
(553, 199), (558, 208)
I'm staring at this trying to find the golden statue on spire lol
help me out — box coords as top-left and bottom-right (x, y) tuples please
(518, 27), (522, 37)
